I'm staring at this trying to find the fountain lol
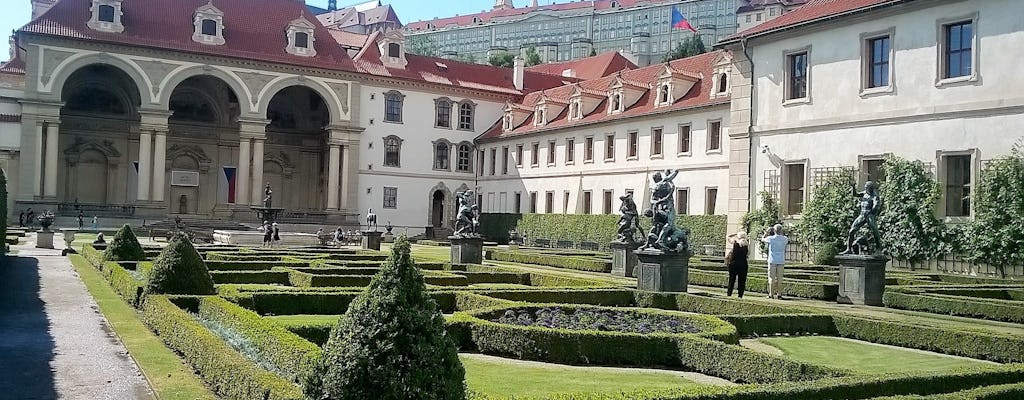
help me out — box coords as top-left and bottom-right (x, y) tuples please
(212, 183), (318, 246)
(250, 183), (285, 225)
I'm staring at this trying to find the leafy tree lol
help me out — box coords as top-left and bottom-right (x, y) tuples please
(523, 46), (542, 67)
(742, 191), (780, 255)
(407, 36), (439, 57)
(662, 34), (707, 62)
(144, 233), (215, 295)
(104, 224), (146, 262)
(970, 141), (1024, 275)
(307, 237), (465, 400)
(796, 169), (858, 253)
(878, 156), (946, 262)
(487, 51), (515, 68)
(456, 53), (478, 64)
(589, 48), (597, 57)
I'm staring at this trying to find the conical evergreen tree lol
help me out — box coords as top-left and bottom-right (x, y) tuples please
(104, 224), (147, 261)
(307, 237), (466, 400)
(144, 233), (215, 295)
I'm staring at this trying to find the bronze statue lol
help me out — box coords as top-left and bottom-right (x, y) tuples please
(615, 192), (641, 243)
(263, 183), (273, 208)
(640, 169), (689, 253)
(454, 190), (479, 237)
(841, 181), (883, 255)
(366, 208), (378, 231)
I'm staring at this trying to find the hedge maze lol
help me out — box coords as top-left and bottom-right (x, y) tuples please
(73, 240), (1024, 400)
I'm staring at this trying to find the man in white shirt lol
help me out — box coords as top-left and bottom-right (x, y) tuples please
(761, 224), (789, 300)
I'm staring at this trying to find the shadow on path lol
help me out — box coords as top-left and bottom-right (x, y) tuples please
(0, 256), (58, 399)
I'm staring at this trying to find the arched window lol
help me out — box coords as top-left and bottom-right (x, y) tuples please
(503, 113), (513, 131)
(201, 19), (218, 36)
(295, 32), (310, 49)
(458, 102), (474, 130)
(383, 136), (402, 167)
(717, 73), (729, 94)
(384, 91), (404, 122)
(435, 99), (451, 128)
(388, 43), (401, 58)
(434, 141), (450, 170)
(571, 102), (581, 119)
(456, 143), (472, 172)
(98, 5), (115, 22)
(660, 84), (670, 104)
(535, 107), (546, 126)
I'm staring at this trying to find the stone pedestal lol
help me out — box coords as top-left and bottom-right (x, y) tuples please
(836, 254), (889, 306)
(449, 236), (483, 265)
(362, 231), (383, 251)
(383, 232), (395, 243)
(61, 229), (78, 255)
(610, 241), (639, 277)
(36, 230), (55, 249)
(635, 249), (689, 292)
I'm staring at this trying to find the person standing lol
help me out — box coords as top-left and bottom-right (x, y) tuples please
(272, 223), (281, 248)
(77, 212), (84, 230)
(91, 216), (99, 232)
(725, 231), (750, 298)
(761, 224), (789, 300)
(18, 210), (24, 227)
(262, 221), (272, 248)
(334, 227), (344, 248)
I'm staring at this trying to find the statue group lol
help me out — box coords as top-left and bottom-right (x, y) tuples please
(453, 190), (480, 238)
(841, 181), (883, 255)
(625, 169), (689, 254)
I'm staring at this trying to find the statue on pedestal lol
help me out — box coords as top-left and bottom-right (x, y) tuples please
(453, 190), (480, 238)
(615, 192), (641, 244)
(263, 183), (273, 209)
(366, 208), (378, 231)
(640, 169), (690, 254)
(841, 181), (883, 255)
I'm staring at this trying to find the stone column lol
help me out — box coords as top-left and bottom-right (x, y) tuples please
(341, 144), (351, 209)
(43, 121), (59, 198)
(33, 121), (43, 197)
(327, 142), (341, 210)
(152, 130), (168, 202)
(236, 137), (251, 205)
(137, 131), (152, 202)
(251, 138), (265, 206)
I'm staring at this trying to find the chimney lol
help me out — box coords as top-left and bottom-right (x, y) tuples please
(513, 56), (525, 91)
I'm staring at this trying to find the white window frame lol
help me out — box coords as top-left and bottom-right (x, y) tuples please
(705, 119), (723, 154)
(936, 13), (980, 87)
(783, 46), (812, 105)
(937, 149), (979, 220)
(860, 28), (896, 97)
(780, 160), (809, 216)
(88, 0), (125, 33)
(192, 3), (226, 46)
(677, 123), (692, 157)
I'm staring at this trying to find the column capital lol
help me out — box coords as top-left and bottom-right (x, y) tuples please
(139, 109), (172, 131)
(239, 118), (270, 139)
(327, 125), (364, 143)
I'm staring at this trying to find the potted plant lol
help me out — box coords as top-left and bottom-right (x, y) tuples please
(37, 210), (55, 232)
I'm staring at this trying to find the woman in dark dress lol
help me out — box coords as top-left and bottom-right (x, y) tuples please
(725, 231), (750, 298)
(262, 221), (273, 248)
(272, 223), (281, 248)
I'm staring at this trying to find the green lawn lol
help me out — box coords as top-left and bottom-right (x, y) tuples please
(69, 255), (217, 400)
(759, 336), (993, 375)
(460, 354), (708, 398)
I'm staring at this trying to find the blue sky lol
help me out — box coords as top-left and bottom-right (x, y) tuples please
(1, 1), (526, 61)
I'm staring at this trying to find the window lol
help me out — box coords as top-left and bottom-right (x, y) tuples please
(583, 191), (592, 214)
(295, 32), (310, 49)
(501, 147), (509, 175)
(602, 190), (613, 214)
(98, 4), (115, 22)
(545, 192), (554, 213)
(531, 143), (539, 166)
(584, 137), (594, 162)
(866, 36), (891, 88)
(678, 124), (691, 154)
(651, 128), (663, 157)
(745, 14), (751, 23)
(489, 148), (497, 175)
(535, 108), (546, 126)
(787, 51), (809, 100)
(705, 188), (718, 215)
(458, 102), (474, 130)
(456, 144), (472, 172)
(478, 150), (485, 173)
(383, 136), (402, 167)
(530, 192), (538, 213)
(659, 84), (670, 104)
(516, 144), (524, 167)
(943, 21), (973, 79)
(610, 93), (622, 113)
(707, 121), (722, 152)
(861, 157), (885, 184)
(384, 91), (403, 123)
(676, 189), (689, 215)
(383, 187), (398, 209)
(563, 191), (570, 213)
(435, 99), (452, 128)
(514, 193), (522, 213)
(605, 134), (615, 161)
(627, 131), (638, 158)
(756, 13), (762, 22)
(943, 154), (972, 217)
(571, 102), (582, 120)
(565, 138), (575, 164)
(717, 73), (728, 94)
(201, 19), (217, 36)
(547, 140), (556, 165)
(434, 142), (450, 170)
(388, 42), (401, 58)
(784, 163), (806, 215)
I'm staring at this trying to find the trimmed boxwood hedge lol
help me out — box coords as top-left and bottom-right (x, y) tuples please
(479, 213), (727, 251)
(486, 249), (611, 272)
(883, 289), (1024, 323)
(688, 270), (839, 300)
(209, 271), (291, 285)
(102, 261), (147, 307)
(82, 245), (106, 269)
(869, 382), (1024, 400)
(141, 295), (303, 400)
(832, 315), (1023, 364)
(634, 292), (808, 315)
(206, 260), (309, 271)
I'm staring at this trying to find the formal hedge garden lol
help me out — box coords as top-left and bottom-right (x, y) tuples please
(479, 213), (727, 250)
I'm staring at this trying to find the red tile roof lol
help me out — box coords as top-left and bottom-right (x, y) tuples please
(20, 0), (355, 71)
(724, 0), (904, 42)
(737, 0), (809, 14)
(0, 57), (26, 75)
(479, 51), (729, 142)
(405, 0), (677, 32)
(526, 51), (637, 80)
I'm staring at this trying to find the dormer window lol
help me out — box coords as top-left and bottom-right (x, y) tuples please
(193, 3), (225, 46)
(88, 0), (125, 33)
(718, 73), (728, 93)
(660, 84), (671, 104)
(503, 113), (513, 131)
(609, 92), (623, 114)
(286, 16), (317, 57)
(379, 31), (409, 69)
(571, 102), (582, 120)
(388, 43), (401, 58)
(535, 107), (546, 126)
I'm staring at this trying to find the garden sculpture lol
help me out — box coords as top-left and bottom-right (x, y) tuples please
(640, 169), (690, 254)
(454, 190), (480, 237)
(840, 181), (883, 255)
(615, 192), (642, 244)
(366, 208), (378, 231)
(263, 183), (273, 209)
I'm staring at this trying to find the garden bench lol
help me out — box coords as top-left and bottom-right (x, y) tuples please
(579, 241), (599, 251)
(556, 240), (574, 249)
(533, 238), (551, 248)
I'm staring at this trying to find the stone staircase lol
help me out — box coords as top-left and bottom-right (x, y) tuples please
(410, 226), (454, 242)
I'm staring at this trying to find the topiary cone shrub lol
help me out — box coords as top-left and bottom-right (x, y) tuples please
(104, 224), (147, 262)
(144, 233), (215, 295)
(306, 236), (466, 400)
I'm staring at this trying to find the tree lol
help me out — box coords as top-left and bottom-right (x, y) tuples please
(796, 169), (858, 265)
(407, 36), (439, 57)
(662, 34), (707, 62)
(878, 156), (946, 263)
(589, 48), (597, 57)
(742, 191), (780, 255)
(488, 51), (515, 68)
(970, 141), (1024, 276)
(104, 224), (146, 262)
(307, 237), (465, 400)
(144, 233), (215, 295)
(523, 46), (542, 67)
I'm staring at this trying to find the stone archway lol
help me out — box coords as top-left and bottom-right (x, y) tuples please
(426, 182), (453, 228)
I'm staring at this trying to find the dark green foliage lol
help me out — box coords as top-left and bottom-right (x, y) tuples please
(104, 224), (147, 262)
(882, 289), (1024, 323)
(662, 35), (707, 62)
(813, 243), (840, 266)
(209, 270), (290, 285)
(797, 169), (857, 251)
(145, 234), (216, 295)
(479, 213), (726, 250)
(486, 249), (610, 272)
(879, 156), (946, 262)
(102, 261), (146, 307)
(82, 244), (106, 268)
(523, 46), (542, 67)
(742, 192), (780, 254)
(687, 270), (838, 300)
(832, 316), (1023, 363)
(406, 36), (439, 57)
(970, 142), (1024, 274)
(487, 51), (514, 68)
(589, 48), (598, 57)
(307, 237), (466, 400)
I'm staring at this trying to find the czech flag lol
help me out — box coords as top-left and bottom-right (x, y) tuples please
(220, 167), (237, 203)
(671, 7), (698, 32)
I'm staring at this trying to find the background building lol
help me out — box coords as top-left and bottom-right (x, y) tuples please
(735, 0), (807, 32)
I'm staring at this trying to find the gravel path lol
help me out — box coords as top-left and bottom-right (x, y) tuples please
(0, 237), (154, 400)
